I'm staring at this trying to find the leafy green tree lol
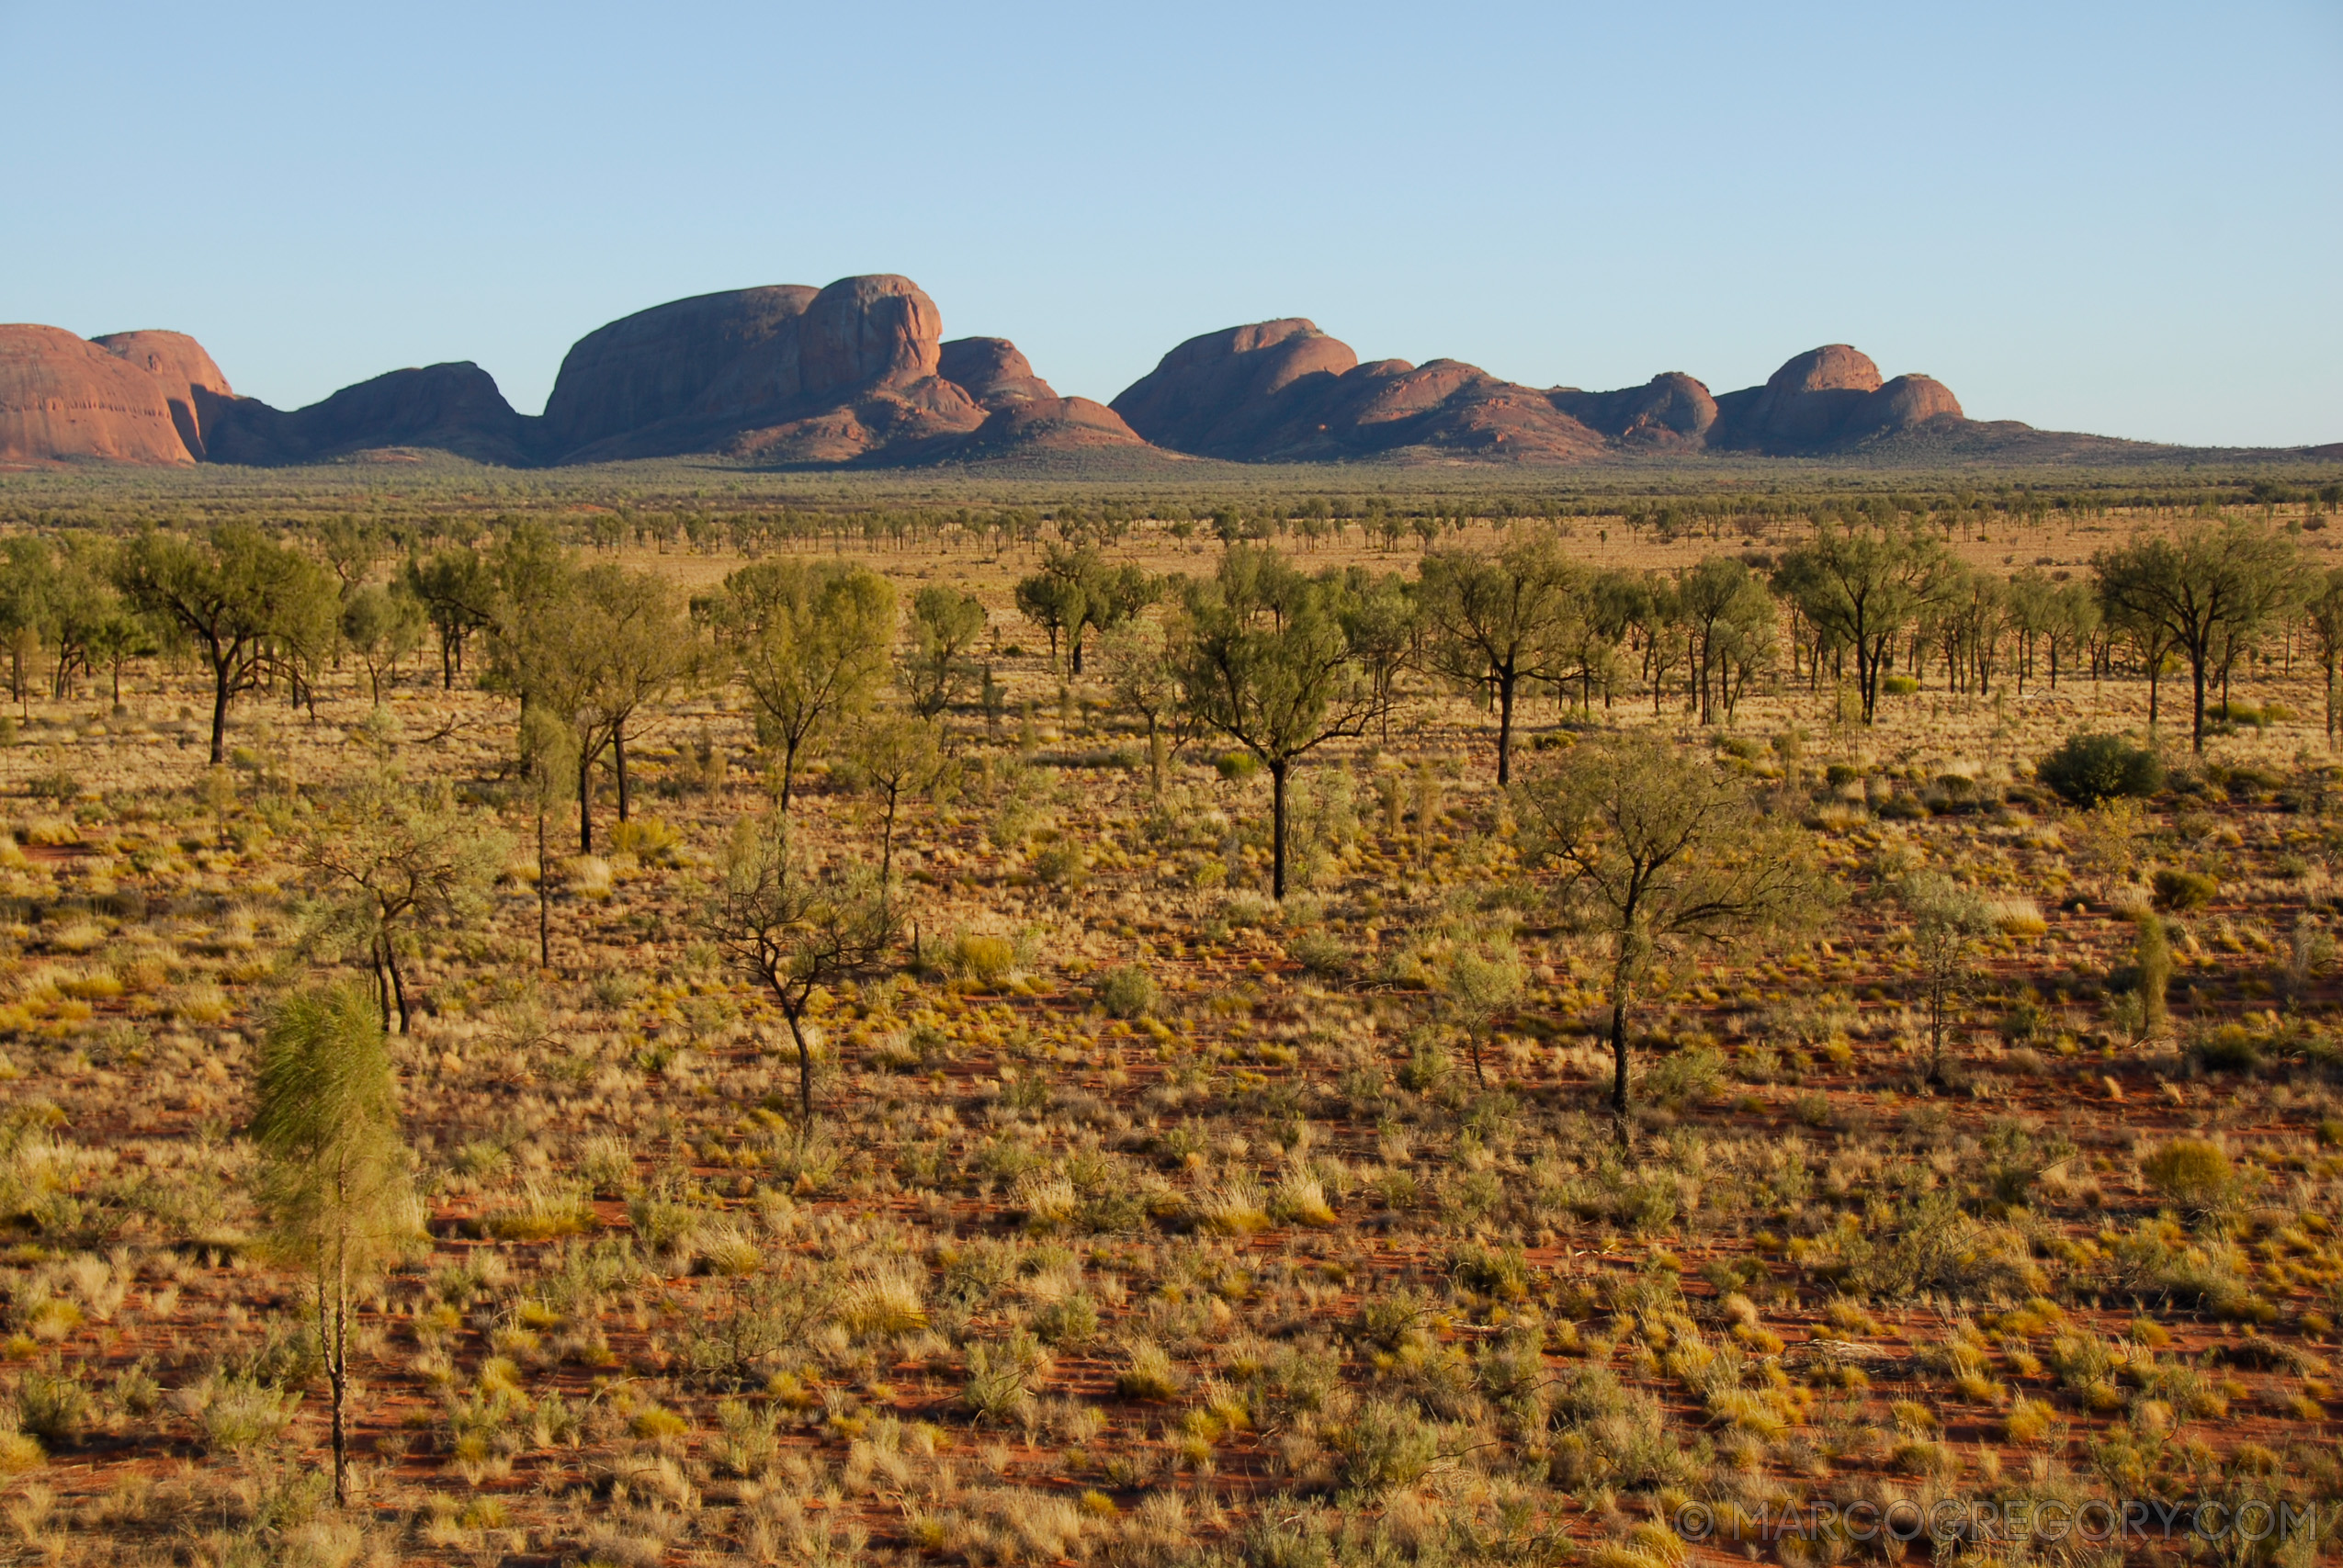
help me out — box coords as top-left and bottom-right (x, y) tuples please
(1771, 521), (1957, 723)
(904, 586), (988, 720)
(1896, 873), (1995, 1085)
(1337, 567), (1419, 742)
(2093, 519), (2301, 751)
(0, 536), (53, 715)
(1176, 546), (1383, 898)
(708, 560), (896, 812)
(846, 710), (945, 886)
(34, 538), (125, 700)
(1674, 557), (1776, 725)
(1013, 569), (1084, 672)
(1098, 616), (1196, 794)
(1443, 932), (1526, 1089)
(1417, 530), (1590, 783)
(699, 818), (897, 1130)
(2304, 567), (2343, 747)
(517, 708), (579, 969)
(1512, 732), (1817, 1123)
(403, 547), (496, 689)
(251, 980), (421, 1506)
(115, 525), (338, 763)
(494, 550), (698, 848)
(297, 772), (507, 1031)
(340, 583), (425, 706)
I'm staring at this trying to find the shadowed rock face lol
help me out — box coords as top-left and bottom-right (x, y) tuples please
(938, 337), (1056, 410)
(1547, 373), (1719, 449)
(1110, 321), (1611, 461)
(92, 331), (233, 459)
(540, 275), (990, 463)
(935, 337), (1148, 457)
(198, 363), (534, 466)
(1, 325), (198, 465)
(538, 286), (821, 457)
(1706, 345), (1965, 454)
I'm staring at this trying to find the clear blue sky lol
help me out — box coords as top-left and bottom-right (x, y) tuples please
(6, 2), (2337, 448)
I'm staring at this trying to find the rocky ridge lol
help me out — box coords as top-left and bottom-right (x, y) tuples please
(2, 279), (2297, 468)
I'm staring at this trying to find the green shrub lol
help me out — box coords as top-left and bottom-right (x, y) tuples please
(15, 1359), (89, 1445)
(606, 815), (684, 863)
(1330, 1398), (1437, 1496)
(948, 933), (1018, 987)
(1642, 1045), (1725, 1109)
(2143, 1138), (2235, 1213)
(1881, 674), (1919, 696)
(2037, 733), (2163, 807)
(2188, 1024), (2262, 1073)
(1031, 840), (1087, 890)
(2151, 868), (2216, 911)
(1031, 1293), (1100, 1348)
(1092, 964), (1159, 1020)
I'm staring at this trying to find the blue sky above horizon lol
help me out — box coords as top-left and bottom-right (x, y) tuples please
(6, 1), (2338, 447)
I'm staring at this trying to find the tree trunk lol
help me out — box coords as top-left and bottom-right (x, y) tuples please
(330, 1245), (349, 1506)
(2190, 655), (2208, 753)
(538, 805), (552, 968)
(615, 729), (631, 822)
(209, 657), (232, 764)
(1495, 669), (1516, 786)
(786, 1008), (815, 1129)
(382, 930), (411, 1033)
(1607, 977), (1634, 1127)
(578, 751), (594, 854)
(880, 787), (900, 886)
(1270, 760), (1289, 900)
(779, 736), (798, 814)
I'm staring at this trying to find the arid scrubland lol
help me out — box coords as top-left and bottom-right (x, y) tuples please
(0, 483), (2341, 1568)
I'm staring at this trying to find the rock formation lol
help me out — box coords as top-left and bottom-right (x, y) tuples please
(196, 363), (533, 466)
(92, 331), (233, 459)
(1115, 325), (1982, 462)
(1546, 372), (1718, 449)
(1, 284), (2232, 468)
(540, 275), (988, 464)
(1, 324), (199, 465)
(1108, 321), (1608, 461)
(936, 337), (1147, 457)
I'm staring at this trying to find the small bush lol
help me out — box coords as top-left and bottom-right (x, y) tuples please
(2143, 1138), (2235, 1213)
(1881, 674), (1919, 696)
(2038, 733), (2163, 808)
(607, 817), (684, 864)
(2188, 1024), (2262, 1073)
(200, 1376), (300, 1452)
(1641, 1046), (1724, 1109)
(1115, 1340), (1183, 1401)
(15, 1359), (90, 1444)
(1031, 840), (1087, 890)
(1331, 1398), (1437, 1496)
(1032, 1293), (1100, 1348)
(963, 1331), (1050, 1426)
(948, 934), (1018, 988)
(2151, 868), (2216, 911)
(1093, 964), (1159, 1020)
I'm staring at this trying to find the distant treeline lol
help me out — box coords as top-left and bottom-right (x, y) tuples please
(3, 472), (2337, 554)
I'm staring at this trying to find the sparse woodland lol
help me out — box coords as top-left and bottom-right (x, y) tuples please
(3, 471), (2343, 1568)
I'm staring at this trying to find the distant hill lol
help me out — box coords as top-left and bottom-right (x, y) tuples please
(3, 279), (2331, 468)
